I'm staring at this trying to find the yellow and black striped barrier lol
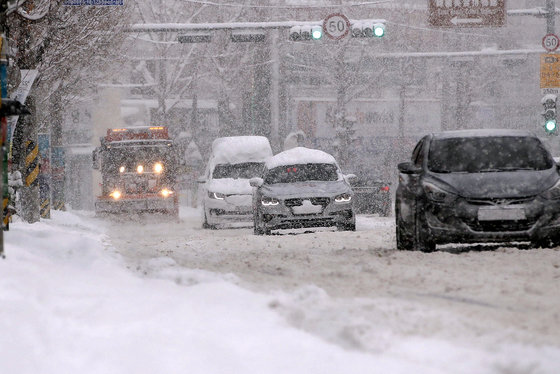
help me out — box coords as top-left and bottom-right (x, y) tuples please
(40, 198), (50, 219)
(53, 200), (65, 211)
(25, 140), (39, 187)
(2, 197), (9, 228)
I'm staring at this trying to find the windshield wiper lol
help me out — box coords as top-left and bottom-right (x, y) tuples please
(495, 166), (535, 171)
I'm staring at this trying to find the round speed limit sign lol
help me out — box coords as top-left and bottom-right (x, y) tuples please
(323, 13), (351, 40)
(543, 34), (560, 52)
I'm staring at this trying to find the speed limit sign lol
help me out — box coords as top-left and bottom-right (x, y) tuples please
(543, 34), (560, 52)
(323, 13), (351, 40)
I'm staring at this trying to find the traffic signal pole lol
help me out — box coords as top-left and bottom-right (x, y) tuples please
(130, 18), (385, 150)
(547, 0), (556, 34)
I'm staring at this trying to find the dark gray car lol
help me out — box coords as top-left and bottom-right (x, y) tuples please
(395, 129), (560, 252)
(250, 147), (356, 235)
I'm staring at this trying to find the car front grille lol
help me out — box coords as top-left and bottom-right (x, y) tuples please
(465, 196), (535, 206)
(466, 219), (537, 232)
(284, 197), (330, 207)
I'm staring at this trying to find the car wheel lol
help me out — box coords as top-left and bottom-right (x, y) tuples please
(253, 208), (271, 235)
(414, 207), (436, 253)
(532, 236), (560, 249)
(395, 203), (414, 250)
(337, 220), (356, 231)
(202, 211), (216, 230)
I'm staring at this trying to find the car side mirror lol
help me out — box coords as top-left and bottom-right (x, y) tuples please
(249, 177), (264, 187)
(398, 162), (422, 175)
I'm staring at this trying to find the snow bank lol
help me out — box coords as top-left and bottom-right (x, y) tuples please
(211, 136), (272, 165)
(0, 210), (414, 374)
(266, 147), (337, 169)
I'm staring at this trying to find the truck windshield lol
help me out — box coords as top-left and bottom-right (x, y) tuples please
(103, 146), (174, 174)
(264, 163), (339, 184)
(212, 162), (264, 179)
(428, 136), (554, 173)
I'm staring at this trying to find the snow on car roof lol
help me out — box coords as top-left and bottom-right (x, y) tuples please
(432, 129), (536, 139)
(211, 136), (272, 165)
(266, 147), (337, 169)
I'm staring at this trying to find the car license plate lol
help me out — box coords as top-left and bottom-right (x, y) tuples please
(477, 207), (526, 221)
(292, 200), (323, 215)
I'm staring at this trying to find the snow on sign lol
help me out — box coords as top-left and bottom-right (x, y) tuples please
(543, 34), (560, 52)
(428, 0), (506, 28)
(323, 13), (351, 40)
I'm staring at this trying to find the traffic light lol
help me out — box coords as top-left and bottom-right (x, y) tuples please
(289, 25), (322, 41)
(351, 22), (385, 38)
(542, 94), (558, 134)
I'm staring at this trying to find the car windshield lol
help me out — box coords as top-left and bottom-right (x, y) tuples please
(264, 163), (339, 184)
(212, 162), (264, 179)
(428, 136), (554, 173)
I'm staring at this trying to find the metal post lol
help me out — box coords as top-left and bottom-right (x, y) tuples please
(270, 28), (280, 150)
(547, 0), (556, 34)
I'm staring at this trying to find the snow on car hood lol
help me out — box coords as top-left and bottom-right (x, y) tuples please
(208, 178), (253, 195)
(260, 180), (351, 199)
(430, 168), (559, 198)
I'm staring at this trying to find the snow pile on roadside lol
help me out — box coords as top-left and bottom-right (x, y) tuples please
(1, 210), (440, 374)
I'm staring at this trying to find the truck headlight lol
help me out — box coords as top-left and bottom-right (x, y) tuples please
(109, 190), (121, 200)
(334, 193), (352, 203)
(208, 191), (226, 200)
(160, 188), (173, 198)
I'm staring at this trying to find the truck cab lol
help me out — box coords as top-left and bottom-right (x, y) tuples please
(93, 126), (179, 217)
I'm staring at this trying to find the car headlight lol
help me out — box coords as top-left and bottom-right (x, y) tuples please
(153, 162), (164, 174)
(334, 193), (352, 203)
(261, 196), (279, 206)
(160, 188), (173, 198)
(119, 166), (126, 173)
(542, 179), (560, 199)
(109, 190), (121, 200)
(422, 181), (457, 204)
(208, 191), (226, 200)
(137, 165), (144, 174)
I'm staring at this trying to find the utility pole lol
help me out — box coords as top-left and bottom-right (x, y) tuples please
(547, 0), (556, 34)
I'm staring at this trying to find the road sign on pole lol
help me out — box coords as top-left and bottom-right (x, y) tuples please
(543, 34), (560, 52)
(428, 0), (506, 28)
(541, 53), (560, 90)
(323, 13), (350, 40)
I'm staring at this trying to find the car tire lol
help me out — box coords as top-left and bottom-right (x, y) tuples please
(202, 211), (216, 230)
(414, 207), (436, 253)
(337, 221), (356, 231)
(532, 236), (560, 249)
(395, 202), (414, 250)
(253, 209), (271, 235)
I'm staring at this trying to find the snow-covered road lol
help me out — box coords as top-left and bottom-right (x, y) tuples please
(108, 207), (560, 368)
(3, 205), (559, 374)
